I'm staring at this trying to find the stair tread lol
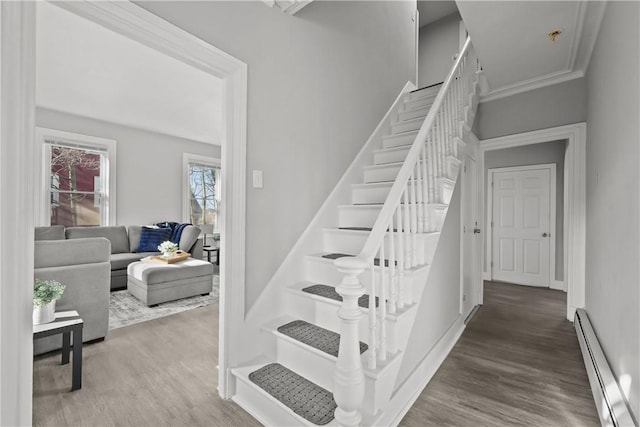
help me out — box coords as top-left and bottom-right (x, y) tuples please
(321, 253), (398, 267)
(249, 362), (336, 425)
(277, 319), (368, 358)
(302, 283), (379, 308)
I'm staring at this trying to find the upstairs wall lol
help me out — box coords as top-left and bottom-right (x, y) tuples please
(418, 12), (461, 88)
(585, 1), (639, 418)
(138, 1), (417, 310)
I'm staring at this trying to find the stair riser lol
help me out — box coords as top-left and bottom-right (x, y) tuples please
(353, 179), (454, 205)
(233, 378), (307, 427)
(373, 150), (461, 181)
(323, 230), (440, 266)
(352, 184), (390, 205)
(272, 333), (399, 415)
(338, 205), (446, 232)
(397, 106), (429, 122)
(391, 118), (423, 134)
(305, 257), (432, 304)
(363, 165), (399, 183)
(382, 132), (417, 149)
(404, 86), (440, 101)
(403, 96), (436, 111)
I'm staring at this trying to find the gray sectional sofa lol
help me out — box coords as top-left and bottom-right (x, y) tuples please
(34, 236), (111, 355)
(36, 224), (203, 290)
(33, 224), (202, 355)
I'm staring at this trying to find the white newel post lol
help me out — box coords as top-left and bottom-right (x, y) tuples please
(333, 256), (368, 427)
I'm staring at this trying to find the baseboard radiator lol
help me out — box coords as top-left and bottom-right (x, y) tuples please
(575, 309), (637, 427)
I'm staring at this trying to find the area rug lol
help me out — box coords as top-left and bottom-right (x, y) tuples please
(108, 275), (219, 330)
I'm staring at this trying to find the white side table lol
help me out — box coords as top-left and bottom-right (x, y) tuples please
(33, 310), (83, 391)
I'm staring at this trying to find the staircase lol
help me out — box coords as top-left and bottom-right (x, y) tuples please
(232, 38), (481, 426)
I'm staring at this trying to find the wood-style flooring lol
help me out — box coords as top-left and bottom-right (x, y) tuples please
(400, 281), (599, 426)
(33, 281), (599, 426)
(33, 303), (260, 427)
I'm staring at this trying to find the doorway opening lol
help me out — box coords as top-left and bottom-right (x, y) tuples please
(478, 123), (586, 321)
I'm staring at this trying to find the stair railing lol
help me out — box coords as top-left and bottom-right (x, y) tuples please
(333, 37), (479, 426)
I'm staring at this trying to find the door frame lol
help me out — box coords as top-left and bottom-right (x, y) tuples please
(487, 163), (557, 288)
(0, 2), (247, 423)
(478, 123), (586, 321)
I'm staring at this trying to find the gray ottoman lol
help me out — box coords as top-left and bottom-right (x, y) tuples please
(127, 258), (214, 306)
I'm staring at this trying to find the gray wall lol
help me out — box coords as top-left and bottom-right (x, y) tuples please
(138, 1), (417, 309)
(585, 1), (639, 418)
(484, 141), (566, 281)
(418, 12), (461, 88)
(475, 77), (587, 140)
(36, 107), (221, 226)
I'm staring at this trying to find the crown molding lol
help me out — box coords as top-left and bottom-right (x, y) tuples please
(262, 0), (313, 16)
(479, 1), (607, 104)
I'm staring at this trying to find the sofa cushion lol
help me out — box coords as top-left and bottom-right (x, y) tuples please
(137, 227), (172, 252)
(110, 252), (157, 271)
(35, 225), (65, 241)
(127, 225), (142, 252)
(179, 225), (201, 252)
(66, 226), (130, 254)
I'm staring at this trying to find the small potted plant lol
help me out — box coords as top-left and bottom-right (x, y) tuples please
(158, 240), (179, 258)
(33, 279), (65, 325)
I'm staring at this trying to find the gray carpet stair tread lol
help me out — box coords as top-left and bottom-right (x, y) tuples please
(249, 363), (336, 425)
(302, 284), (379, 308)
(277, 320), (368, 357)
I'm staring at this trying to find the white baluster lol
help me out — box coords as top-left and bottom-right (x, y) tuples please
(388, 216), (397, 314)
(415, 159), (424, 234)
(396, 203), (405, 311)
(378, 245), (387, 361)
(420, 142), (429, 229)
(403, 188), (411, 270)
(367, 261), (376, 370)
(333, 256), (367, 427)
(409, 171), (418, 267)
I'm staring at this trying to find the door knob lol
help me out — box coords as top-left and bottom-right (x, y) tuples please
(473, 228), (481, 234)
(542, 232), (549, 237)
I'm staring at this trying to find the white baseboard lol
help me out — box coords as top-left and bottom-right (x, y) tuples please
(375, 317), (466, 426)
(550, 280), (566, 291)
(575, 309), (637, 427)
(482, 272), (491, 281)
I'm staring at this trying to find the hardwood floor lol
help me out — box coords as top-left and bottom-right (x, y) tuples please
(33, 303), (260, 427)
(34, 281), (598, 426)
(400, 281), (599, 426)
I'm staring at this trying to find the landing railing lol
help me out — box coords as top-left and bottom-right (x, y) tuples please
(332, 37), (479, 426)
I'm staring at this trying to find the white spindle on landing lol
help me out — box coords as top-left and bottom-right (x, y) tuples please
(333, 37), (479, 424)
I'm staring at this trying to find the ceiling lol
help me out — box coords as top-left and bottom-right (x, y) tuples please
(457, 1), (606, 101)
(418, 1), (459, 28)
(36, 2), (223, 145)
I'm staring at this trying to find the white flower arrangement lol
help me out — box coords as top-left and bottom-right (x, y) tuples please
(157, 240), (178, 255)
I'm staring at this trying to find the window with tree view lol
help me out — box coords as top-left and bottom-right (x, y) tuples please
(48, 144), (106, 227)
(188, 162), (220, 231)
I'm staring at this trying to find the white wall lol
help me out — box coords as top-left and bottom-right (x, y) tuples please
(137, 1), (417, 309)
(475, 78), (587, 140)
(36, 107), (221, 226)
(418, 12), (461, 88)
(585, 1), (639, 418)
(395, 181), (461, 387)
(484, 141), (566, 281)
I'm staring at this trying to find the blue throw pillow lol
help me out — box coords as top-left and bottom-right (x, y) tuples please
(136, 227), (172, 252)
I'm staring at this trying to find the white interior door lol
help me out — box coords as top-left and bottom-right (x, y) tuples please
(491, 167), (552, 287)
(461, 155), (479, 316)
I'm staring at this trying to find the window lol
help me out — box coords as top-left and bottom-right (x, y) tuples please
(37, 128), (116, 227)
(183, 154), (221, 232)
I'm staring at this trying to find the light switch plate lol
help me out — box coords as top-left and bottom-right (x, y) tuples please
(253, 170), (263, 188)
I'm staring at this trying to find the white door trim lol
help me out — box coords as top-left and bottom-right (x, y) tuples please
(479, 123), (586, 321)
(0, 3), (37, 425)
(487, 163), (557, 288)
(1, 2), (247, 422)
